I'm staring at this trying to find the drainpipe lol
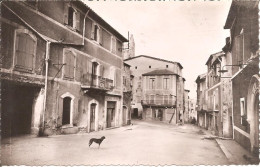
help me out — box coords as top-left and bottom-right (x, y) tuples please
(82, 10), (90, 45)
(41, 41), (50, 135)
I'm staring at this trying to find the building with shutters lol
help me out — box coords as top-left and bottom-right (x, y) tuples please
(195, 73), (207, 128)
(1, 0), (128, 137)
(124, 55), (186, 124)
(223, 1), (259, 154)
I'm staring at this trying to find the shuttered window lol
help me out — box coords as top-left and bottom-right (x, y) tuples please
(111, 36), (116, 54)
(15, 30), (36, 72)
(64, 50), (76, 79)
(64, 4), (80, 31)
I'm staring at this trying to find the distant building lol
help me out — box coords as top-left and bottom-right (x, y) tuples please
(122, 62), (133, 125)
(195, 73), (207, 128)
(1, 0), (128, 137)
(205, 51), (224, 135)
(124, 55), (186, 124)
(188, 99), (197, 123)
(183, 89), (190, 123)
(123, 34), (135, 60)
(223, 1), (259, 154)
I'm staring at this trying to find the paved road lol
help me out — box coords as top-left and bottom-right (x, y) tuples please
(2, 120), (229, 165)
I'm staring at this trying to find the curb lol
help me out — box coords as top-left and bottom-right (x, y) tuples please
(215, 139), (234, 164)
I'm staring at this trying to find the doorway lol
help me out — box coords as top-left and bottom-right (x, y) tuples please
(158, 109), (163, 121)
(2, 81), (40, 138)
(133, 108), (138, 119)
(123, 106), (127, 125)
(62, 97), (71, 125)
(107, 101), (116, 128)
(90, 103), (96, 132)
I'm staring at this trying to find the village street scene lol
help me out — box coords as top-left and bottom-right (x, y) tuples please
(1, 0), (259, 166)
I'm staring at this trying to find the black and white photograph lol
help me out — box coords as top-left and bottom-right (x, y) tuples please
(1, 0), (259, 165)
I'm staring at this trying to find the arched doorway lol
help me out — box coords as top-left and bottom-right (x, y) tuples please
(247, 74), (259, 154)
(62, 97), (71, 125)
(61, 92), (75, 126)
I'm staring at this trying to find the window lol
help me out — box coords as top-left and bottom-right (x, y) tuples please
(67, 6), (80, 30)
(14, 29), (37, 72)
(163, 78), (169, 89)
(149, 78), (155, 89)
(63, 50), (76, 79)
(240, 98), (247, 125)
(166, 65), (168, 68)
(149, 65), (151, 68)
(135, 66), (137, 69)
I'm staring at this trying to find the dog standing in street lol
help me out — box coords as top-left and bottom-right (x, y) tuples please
(89, 136), (105, 148)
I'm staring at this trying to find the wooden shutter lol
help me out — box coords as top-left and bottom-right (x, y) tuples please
(75, 11), (80, 31)
(99, 64), (104, 77)
(91, 23), (95, 39)
(99, 28), (103, 45)
(64, 51), (75, 79)
(86, 59), (93, 83)
(26, 37), (35, 70)
(64, 3), (69, 25)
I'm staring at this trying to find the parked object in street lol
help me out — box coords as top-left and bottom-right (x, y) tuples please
(89, 136), (106, 148)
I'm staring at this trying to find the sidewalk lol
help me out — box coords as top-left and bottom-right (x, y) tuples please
(215, 139), (259, 165)
(199, 127), (259, 165)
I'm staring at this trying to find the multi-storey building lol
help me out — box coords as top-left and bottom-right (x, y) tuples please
(124, 55), (186, 124)
(195, 73), (207, 128)
(183, 89), (190, 123)
(223, 1), (259, 154)
(205, 51), (224, 135)
(122, 62), (133, 125)
(188, 98), (197, 123)
(1, 0), (128, 137)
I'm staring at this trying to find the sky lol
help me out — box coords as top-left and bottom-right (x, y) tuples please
(84, 0), (232, 99)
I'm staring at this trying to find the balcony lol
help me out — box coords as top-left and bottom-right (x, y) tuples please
(141, 95), (176, 107)
(81, 73), (113, 91)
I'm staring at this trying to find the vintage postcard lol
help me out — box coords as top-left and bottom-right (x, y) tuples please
(1, 0), (259, 166)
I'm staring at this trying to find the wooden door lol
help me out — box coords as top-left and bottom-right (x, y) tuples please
(90, 103), (96, 131)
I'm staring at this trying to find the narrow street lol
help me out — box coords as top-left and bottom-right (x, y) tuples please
(2, 120), (229, 166)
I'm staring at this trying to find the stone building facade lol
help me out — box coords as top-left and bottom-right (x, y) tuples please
(124, 55), (186, 124)
(223, 1), (259, 154)
(1, 0), (128, 137)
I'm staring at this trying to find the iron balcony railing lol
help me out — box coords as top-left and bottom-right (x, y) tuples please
(141, 95), (176, 107)
(81, 73), (113, 90)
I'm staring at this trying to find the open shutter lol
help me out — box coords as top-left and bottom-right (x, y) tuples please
(64, 3), (69, 25)
(99, 64), (104, 77)
(99, 28), (103, 45)
(75, 11), (80, 31)
(91, 23), (95, 39)
(87, 59), (93, 83)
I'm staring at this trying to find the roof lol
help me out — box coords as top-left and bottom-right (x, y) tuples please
(76, 0), (128, 42)
(205, 51), (224, 65)
(124, 62), (131, 67)
(142, 69), (177, 76)
(195, 73), (207, 83)
(124, 55), (183, 69)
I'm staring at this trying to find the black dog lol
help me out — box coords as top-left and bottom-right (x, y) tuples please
(89, 136), (105, 148)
